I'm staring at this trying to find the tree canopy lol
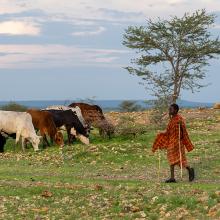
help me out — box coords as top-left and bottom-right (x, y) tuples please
(123, 9), (220, 103)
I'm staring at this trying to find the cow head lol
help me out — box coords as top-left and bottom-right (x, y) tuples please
(32, 135), (41, 151)
(70, 127), (90, 145)
(84, 124), (91, 137)
(55, 131), (64, 147)
(78, 134), (90, 145)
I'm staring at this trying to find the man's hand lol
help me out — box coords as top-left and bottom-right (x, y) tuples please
(157, 130), (166, 135)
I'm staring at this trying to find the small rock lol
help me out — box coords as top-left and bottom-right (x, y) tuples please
(123, 206), (131, 213)
(131, 206), (140, 213)
(119, 213), (125, 217)
(94, 184), (103, 191)
(41, 190), (53, 198)
(208, 206), (218, 217)
(139, 211), (146, 218)
(215, 191), (220, 196)
(165, 212), (171, 217)
(197, 196), (209, 203)
(151, 196), (158, 203)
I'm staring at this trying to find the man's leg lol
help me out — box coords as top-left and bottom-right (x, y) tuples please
(186, 166), (195, 182)
(165, 165), (176, 183)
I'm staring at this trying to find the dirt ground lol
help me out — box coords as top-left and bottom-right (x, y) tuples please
(105, 108), (220, 127)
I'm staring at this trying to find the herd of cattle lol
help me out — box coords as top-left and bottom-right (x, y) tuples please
(0, 102), (112, 152)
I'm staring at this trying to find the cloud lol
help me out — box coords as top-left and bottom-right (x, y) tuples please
(94, 57), (119, 63)
(0, 1), (187, 23)
(0, 44), (129, 69)
(72, 26), (106, 36)
(0, 20), (40, 36)
(1, 1), (220, 30)
(0, 0), (28, 14)
(97, 8), (144, 20)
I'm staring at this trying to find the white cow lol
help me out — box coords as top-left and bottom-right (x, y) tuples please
(0, 110), (41, 151)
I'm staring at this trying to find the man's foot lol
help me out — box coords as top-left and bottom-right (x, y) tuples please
(165, 178), (176, 183)
(189, 168), (195, 182)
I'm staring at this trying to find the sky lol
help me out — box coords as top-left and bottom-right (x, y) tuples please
(0, 0), (219, 102)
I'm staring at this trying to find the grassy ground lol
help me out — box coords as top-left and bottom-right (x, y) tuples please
(0, 109), (220, 219)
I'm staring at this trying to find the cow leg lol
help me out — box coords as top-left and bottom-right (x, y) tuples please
(50, 135), (54, 145)
(0, 142), (3, 152)
(43, 134), (50, 147)
(40, 129), (50, 147)
(15, 133), (20, 144)
(0, 145), (4, 153)
(49, 132), (55, 146)
(69, 127), (77, 144)
(21, 137), (26, 152)
(66, 126), (71, 145)
(70, 134), (76, 142)
(15, 132), (21, 151)
(0, 135), (6, 153)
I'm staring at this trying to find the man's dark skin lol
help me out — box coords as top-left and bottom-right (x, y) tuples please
(166, 104), (195, 183)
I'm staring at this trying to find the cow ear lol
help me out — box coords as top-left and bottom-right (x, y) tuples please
(38, 135), (43, 140)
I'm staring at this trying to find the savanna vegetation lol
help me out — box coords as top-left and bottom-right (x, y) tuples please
(0, 108), (219, 219)
(1, 9), (220, 220)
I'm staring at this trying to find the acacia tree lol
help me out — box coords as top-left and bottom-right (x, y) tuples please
(123, 9), (220, 104)
(119, 100), (144, 112)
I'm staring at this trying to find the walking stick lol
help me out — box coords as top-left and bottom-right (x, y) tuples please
(158, 150), (161, 182)
(178, 123), (183, 180)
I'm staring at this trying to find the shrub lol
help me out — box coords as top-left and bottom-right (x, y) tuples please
(147, 98), (170, 129)
(213, 103), (220, 109)
(95, 120), (115, 139)
(119, 100), (145, 112)
(0, 102), (28, 112)
(115, 115), (148, 138)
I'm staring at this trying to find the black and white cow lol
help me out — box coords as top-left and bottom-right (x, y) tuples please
(45, 105), (86, 127)
(44, 109), (89, 145)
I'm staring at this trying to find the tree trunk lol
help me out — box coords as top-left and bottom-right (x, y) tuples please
(172, 77), (179, 103)
(172, 94), (177, 103)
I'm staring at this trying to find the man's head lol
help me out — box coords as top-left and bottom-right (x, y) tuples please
(169, 103), (179, 116)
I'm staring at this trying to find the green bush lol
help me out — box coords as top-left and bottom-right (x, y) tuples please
(119, 101), (145, 112)
(95, 120), (115, 139)
(0, 102), (28, 112)
(115, 115), (148, 138)
(147, 98), (170, 129)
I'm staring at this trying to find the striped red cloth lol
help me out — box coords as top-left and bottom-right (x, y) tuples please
(152, 114), (194, 167)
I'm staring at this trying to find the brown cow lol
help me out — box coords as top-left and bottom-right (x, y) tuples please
(68, 102), (114, 138)
(27, 109), (64, 147)
(68, 103), (105, 126)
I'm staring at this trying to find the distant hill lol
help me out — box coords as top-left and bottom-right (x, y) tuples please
(0, 99), (214, 111)
(177, 100), (214, 108)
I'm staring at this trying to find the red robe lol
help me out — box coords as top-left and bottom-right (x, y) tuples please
(152, 114), (194, 167)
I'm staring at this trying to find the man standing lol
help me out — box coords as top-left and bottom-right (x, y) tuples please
(152, 104), (195, 183)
